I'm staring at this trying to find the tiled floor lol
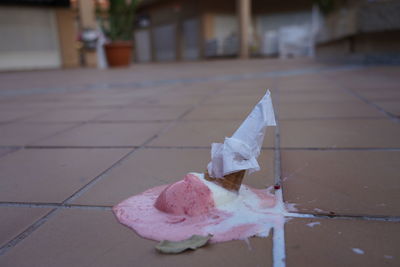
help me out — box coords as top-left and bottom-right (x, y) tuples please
(0, 59), (399, 266)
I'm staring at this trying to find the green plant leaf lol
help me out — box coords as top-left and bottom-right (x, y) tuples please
(98, 0), (139, 41)
(155, 235), (212, 254)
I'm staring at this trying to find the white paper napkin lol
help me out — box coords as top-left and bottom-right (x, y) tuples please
(207, 90), (276, 178)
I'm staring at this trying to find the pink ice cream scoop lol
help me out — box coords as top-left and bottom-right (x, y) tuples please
(154, 173), (215, 216)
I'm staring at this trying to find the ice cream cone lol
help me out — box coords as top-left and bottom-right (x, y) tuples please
(204, 170), (246, 192)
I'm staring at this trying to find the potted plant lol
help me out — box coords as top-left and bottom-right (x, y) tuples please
(99, 0), (138, 67)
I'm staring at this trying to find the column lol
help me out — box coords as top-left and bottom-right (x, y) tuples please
(78, 0), (97, 67)
(237, 0), (251, 59)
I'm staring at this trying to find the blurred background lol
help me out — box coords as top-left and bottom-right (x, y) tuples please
(0, 0), (399, 71)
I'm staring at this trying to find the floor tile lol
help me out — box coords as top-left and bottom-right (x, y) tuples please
(278, 91), (359, 103)
(23, 108), (112, 122)
(356, 90), (400, 101)
(0, 148), (16, 159)
(0, 123), (76, 146)
(216, 83), (276, 95)
(35, 122), (166, 147)
(96, 106), (188, 121)
(0, 109), (44, 123)
(278, 102), (384, 119)
(0, 209), (273, 267)
(0, 149), (129, 203)
(280, 119), (400, 148)
(184, 105), (254, 120)
(285, 218), (400, 267)
(203, 94), (266, 106)
(374, 101), (400, 117)
(0, 207), (52, 247)
(282, 150), (400, 216)
(130, 93), (204, 107)
(72, 148), (275, 206)
(150, 120), (275, 147)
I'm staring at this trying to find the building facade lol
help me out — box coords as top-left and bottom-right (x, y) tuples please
(0, 0), (103, 71)
(134, 0), (314, 62)
(315, 0), (400, 64)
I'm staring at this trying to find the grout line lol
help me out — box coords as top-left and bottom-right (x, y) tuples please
(274, 127), (282, 186)
(272, 79), (287, 267)
(0, 208), (60, 256)
(2, 116), (390, 125)
(0, 202), (61, 208)
(272, 216), (286, 267)
(2, 201), (399, 222)
(24, 146), (140, 149)
(142, 146), (275, 150)
(28, 122), (88, 146)
(93, 119), (175, 123)
(0, 147), (21, 159)
(279, 147), (400, 151)
(1, 145), (400, 151)
(278, 116), (387, 121)
(285, 212), (400, 222)
(0, 202), (112, 210)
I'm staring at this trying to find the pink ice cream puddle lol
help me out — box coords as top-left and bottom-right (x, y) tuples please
(113, 173), (283, 243)
(154, 173), (214, 216)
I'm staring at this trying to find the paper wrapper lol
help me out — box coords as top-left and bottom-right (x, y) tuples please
(207, 90), (276, 182)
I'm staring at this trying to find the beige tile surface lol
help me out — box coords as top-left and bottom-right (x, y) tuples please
(0, 123), (76, 146)
(278, 91), (359, 103)
(216, 83), (276, 95)
(23, 108), (113, 122)
(130, 93), (205, 107)
(1, 60), (400, 267)
(0, 148), (16, 159)
(282, 150), (400, 216)
(203, 94), (266, 106)
(184, 105), (254, 120)
(357, 90), (400, 101)
(150, 120), (275, 147)
(96, 106), (188, 121)
(0, 207), (52, 247)
(278, 102), (384, 119)
(285, 218), (400, 267)
(280, 119), (400, 148)
(0, 209), (273, 267)
(72, 148), (275, 206)
(374, 101), (400, 116)
(0, 149), (129, 203)
(0, 109), (44, 123)
(35, 122), (166, 147)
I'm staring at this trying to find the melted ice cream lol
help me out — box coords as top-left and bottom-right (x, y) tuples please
(113, 173), (285, 243)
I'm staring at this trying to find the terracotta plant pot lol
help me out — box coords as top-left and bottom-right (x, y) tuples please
(104, 41), (133, 67)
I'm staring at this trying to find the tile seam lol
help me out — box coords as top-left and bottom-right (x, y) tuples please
(0, 208), (60, 256)
(273, 78), (286, 267)
(1, 201), (399, 221)
(1, 146), (400, 151)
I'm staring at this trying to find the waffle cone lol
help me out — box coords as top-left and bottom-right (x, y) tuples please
(204, 170), (245, 192)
